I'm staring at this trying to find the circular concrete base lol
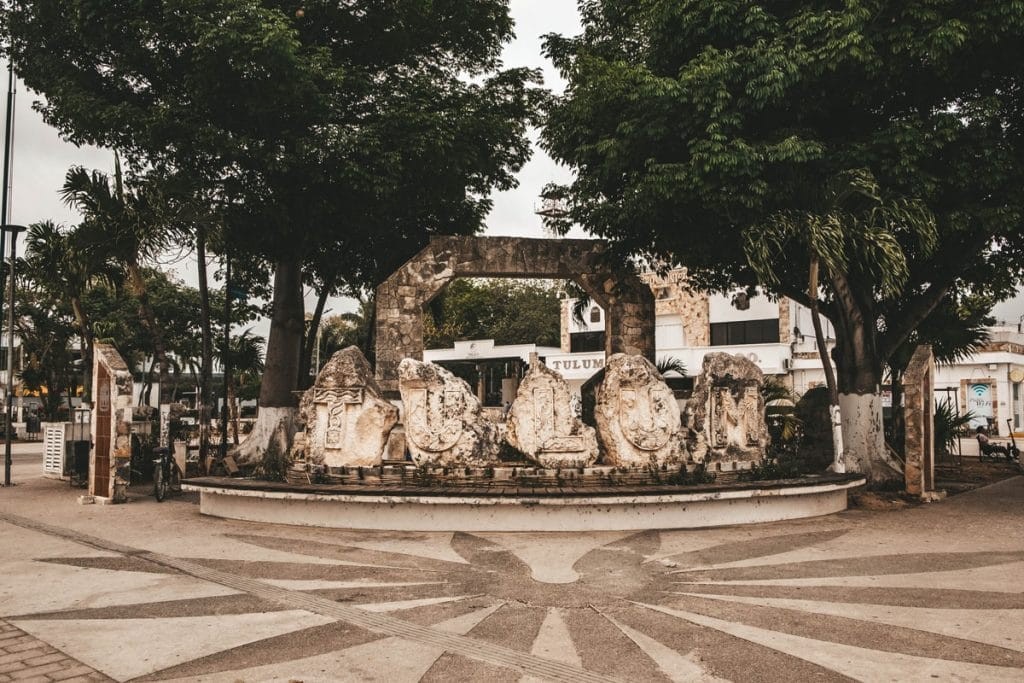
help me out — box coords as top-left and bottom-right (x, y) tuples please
(184, 476), (865, 532)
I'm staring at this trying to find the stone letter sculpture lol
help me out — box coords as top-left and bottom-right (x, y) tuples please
(687, 352), (769, 464)
(506, 357), (599, 468)
(298, 346), (399, 467)
(398, 358), (502, 466)
(591, 353), (685, 466)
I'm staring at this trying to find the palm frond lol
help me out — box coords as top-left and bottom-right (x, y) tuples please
(655, 356), (686, 377)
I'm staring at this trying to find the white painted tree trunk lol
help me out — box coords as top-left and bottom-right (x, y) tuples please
(838, 392), (901, 482)
(829, 404), (846, 473)
(230, 406), (298, 466)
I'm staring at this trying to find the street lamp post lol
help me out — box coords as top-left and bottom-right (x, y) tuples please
(1, 223), (26, 487)
(220, 253), (231, 460)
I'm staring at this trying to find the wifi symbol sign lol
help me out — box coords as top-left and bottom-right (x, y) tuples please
(971, 384), (989, 398)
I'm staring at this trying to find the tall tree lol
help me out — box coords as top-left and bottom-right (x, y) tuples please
(60, 162), (175, 404)
(543, 1), (1024, 479)
(14, 275), (80, 420)
(3, 0), (543, 465)
(22, 219), (118, 401)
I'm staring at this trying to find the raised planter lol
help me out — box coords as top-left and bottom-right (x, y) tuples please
(184, 473), (864, 532)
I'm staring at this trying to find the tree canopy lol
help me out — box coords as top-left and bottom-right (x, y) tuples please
(424, 279), (562, 349)
(543, 0), (1023, 347)
(3, 0), (544, 461)
(3, 0), (543, 280)
(542, 1), (1024, 476)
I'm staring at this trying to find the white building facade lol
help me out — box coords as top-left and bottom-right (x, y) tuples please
(425, 269), (1024, 437)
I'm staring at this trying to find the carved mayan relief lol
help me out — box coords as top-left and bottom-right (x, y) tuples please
(298, 347), (399, 467)
(588, 353), (685, 467)
(506, 358), (599, 468)
(687, 352), (769, 464)
(398, 359), (502, 466)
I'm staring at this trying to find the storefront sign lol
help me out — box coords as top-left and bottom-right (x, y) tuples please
(545, 353), (605, 379)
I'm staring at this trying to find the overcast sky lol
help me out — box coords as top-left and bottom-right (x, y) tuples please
(3, 1), (1022, 326)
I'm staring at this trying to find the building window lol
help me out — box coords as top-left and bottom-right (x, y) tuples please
(0, 349), (21, 372)
(655, 315), (685, 349)
(710, 319), (780, 346)
(571, 331), (605, 353)
(589, 306), (601, 324)
(1015, 383), (1021, 430)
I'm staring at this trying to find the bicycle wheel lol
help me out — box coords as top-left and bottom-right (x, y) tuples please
(154, 467), (167, 502)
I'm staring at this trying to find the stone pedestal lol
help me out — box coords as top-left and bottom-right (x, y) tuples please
(687, 352), (769, 465)
(90, 343), (133, 503)
(506, 359), (598, 468)
(398, 359), (502, 466)
(903, 345), (937, 498)
(298, 347), (398, 467)
(588, 353), (685, 467)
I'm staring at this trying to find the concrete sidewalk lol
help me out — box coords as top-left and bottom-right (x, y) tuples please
(1, 463), (1024, 682)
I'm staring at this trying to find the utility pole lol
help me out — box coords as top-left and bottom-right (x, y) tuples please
(0, 56), (17, 486)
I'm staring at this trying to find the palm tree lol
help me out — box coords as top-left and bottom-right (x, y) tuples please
(60, 157), (175, 404)
(885, 294), (992, 452)
(318, 294), (377, 366)
(22, 220), (120, 401)
(655, 356), (687, 377)
(215, 329), (265, 445)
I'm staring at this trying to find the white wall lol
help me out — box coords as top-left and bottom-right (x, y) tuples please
(708, 292), (779, 323)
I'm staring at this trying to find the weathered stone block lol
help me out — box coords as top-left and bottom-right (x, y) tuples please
(686, 352), (769, 464)
(590, 353), (686, 466)
(298, 347), (398, 467)
(90, 343), (133, 503)
(903, 345), (936, 497)
(384, 425), (407, 461)
(506, 359), (599, 468)
(399, 358), (502, 466)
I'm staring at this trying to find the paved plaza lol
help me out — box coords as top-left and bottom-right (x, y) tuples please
(2, 445), (1024, 682)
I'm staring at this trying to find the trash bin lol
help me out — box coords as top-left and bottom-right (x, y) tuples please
(71, 440), (90, 488)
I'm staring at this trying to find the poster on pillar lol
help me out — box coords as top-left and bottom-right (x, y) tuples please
(967, 383), (994, 429)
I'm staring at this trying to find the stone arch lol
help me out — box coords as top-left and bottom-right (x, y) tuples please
(374, 236), (655, 394)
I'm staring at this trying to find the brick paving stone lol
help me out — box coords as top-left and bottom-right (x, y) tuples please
(21, 653), (65, 668)
(2, 642), (41, 655)
(0, 623), (109, 683)
(0, 637), (36, 652)
(10, 661), (69, 679)
(48, 666), (99, 681)
(0, 654), (31, 668)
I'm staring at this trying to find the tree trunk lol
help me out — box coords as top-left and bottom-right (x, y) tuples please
(299, 282), (331, 389)
(808, 255), (845, 472)
(70, 297), (93, 402)
(126, 258), (171, 405)
(231, 254), (304, 465)
(195, 225), (213, 462)
(229, 374), (240, 445)
(831, 272), (902, 482)
(141, 356), (157, 406)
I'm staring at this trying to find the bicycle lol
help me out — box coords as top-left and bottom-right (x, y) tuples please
(153, 447), (183, 502)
